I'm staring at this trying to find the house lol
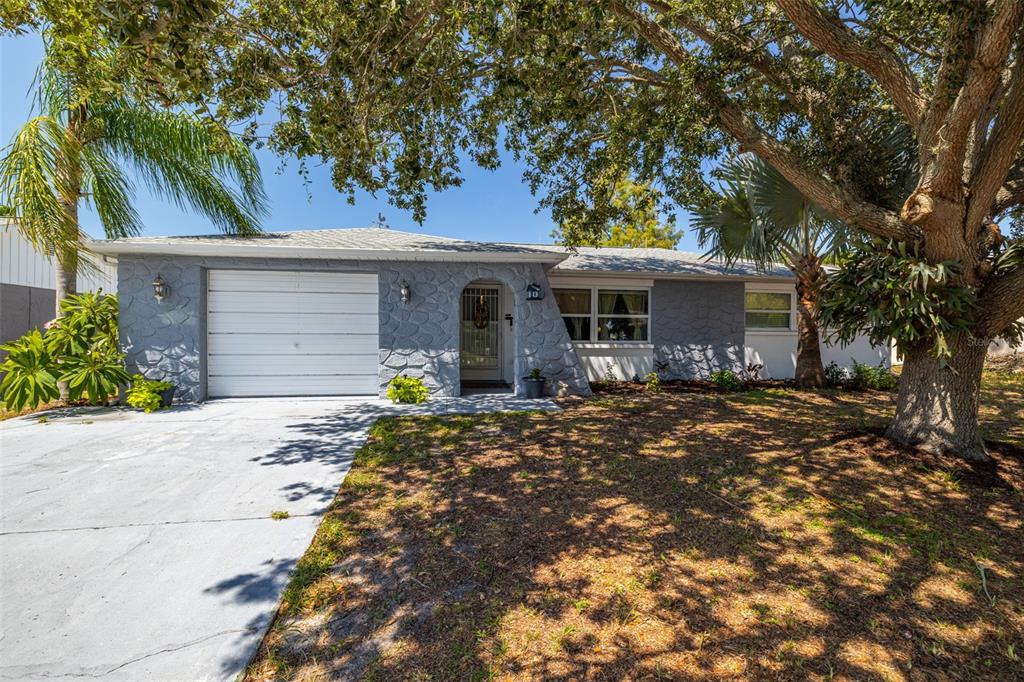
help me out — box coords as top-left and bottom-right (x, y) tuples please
(1, 221), (117, 345)
(88, 227), (890, 401)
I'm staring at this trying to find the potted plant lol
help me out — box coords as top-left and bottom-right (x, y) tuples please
(522, 367), (546, 399)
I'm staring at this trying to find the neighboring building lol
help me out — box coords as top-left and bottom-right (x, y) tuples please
(89, 227), (890, 401)
(0, 221), (117, 344)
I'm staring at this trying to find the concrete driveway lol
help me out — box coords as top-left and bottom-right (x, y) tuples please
(0, 396), (557, 681)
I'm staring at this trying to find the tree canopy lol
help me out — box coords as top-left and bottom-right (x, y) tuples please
(552, 179), (682, 248)
(5, 0), (1023, 457)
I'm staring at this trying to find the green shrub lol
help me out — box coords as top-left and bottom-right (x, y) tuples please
(126, 375), (174, 413)
(1, 292), (128, 412)
(823, 361), (849, 387)
(0, 330), (60, 412)
(709, 369), (744, 391)
(850, 360), (898, 391)
(643, 371), (662, 392)
(60, 348), (131, 404)
(386, 374), (429, 404)
(46, 291), (120, 356)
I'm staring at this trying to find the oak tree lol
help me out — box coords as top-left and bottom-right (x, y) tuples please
(8, 1), (1023, 460)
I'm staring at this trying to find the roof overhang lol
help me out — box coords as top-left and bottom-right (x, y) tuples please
(549, 268), (794, 283)
(87, 240), (569, 265)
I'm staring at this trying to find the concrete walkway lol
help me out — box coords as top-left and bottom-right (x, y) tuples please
(0, 395), (558, 682)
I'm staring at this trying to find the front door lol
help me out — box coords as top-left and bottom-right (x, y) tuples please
(460, 285), (502, 382)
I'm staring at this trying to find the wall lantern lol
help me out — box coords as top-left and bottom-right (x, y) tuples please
(526, 282), (544, 300)
(152, 274), (170, 302)
(400, 280), (411, 304)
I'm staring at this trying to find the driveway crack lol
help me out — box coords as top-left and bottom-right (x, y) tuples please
(0, 627), (259, 679)
(0, 513), (321, 536)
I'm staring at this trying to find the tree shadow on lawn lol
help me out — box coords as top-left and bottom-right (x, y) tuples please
(244, 388), (1024, 681)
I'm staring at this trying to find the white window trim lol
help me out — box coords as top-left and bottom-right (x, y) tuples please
(744, 285), (796, 333)
(554, 285), (653, 344)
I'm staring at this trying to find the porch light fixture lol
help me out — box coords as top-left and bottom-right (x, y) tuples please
(400, 280), (411, 304)
(526, 282), (543, 300)
(152, 274), (170, 302)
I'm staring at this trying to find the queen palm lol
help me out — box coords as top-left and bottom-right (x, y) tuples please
(691, 156), (850, 388)
(0, 59), (267, 402)
(0, 61), (268, 312)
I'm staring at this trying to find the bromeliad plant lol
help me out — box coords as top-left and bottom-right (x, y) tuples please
(0, 291), (129, 411)
(125, 375), (174, 413)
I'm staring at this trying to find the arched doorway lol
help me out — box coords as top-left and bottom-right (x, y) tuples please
(459, 281), (514, 390)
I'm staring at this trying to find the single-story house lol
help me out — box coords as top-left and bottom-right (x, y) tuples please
(88, 227), (890, 401)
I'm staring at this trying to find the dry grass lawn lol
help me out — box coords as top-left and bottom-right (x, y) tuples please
(246, 371), (1023, 681)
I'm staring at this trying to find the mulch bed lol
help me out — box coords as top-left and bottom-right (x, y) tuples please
(590, 378), (793, 395)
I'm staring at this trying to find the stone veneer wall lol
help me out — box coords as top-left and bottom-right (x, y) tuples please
(652, 280), (745, 379)
(118, 255), (591, 402)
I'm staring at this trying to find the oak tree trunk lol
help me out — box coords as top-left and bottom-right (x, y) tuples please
(887, 333), (990, 462)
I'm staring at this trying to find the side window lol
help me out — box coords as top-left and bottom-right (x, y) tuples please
(745, 291), (792, 329)
(597, 290), (649, 341)
(554, 288), (592, 341)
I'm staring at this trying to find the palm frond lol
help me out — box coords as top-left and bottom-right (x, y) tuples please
(98, 104), (268, 235)
(0, 115), (84, 260)
(691, 154), (856, 272)
(81, 143), (142, 240)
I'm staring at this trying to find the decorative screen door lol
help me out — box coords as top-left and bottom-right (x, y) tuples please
(460, 286), (502, 381)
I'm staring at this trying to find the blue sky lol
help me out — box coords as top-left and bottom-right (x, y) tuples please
(1, 33), (701, 250)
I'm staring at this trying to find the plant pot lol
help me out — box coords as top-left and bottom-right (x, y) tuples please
(160, 385), (177, 408)
(521, 377), (545, 399)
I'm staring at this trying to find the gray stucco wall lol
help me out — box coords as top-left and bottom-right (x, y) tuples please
(653, 280), (745, 379)
(118, 255), (590, 402)
(1, 283), (56, 349)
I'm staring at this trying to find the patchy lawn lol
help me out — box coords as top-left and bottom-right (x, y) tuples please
(247, 372), (1023, 681)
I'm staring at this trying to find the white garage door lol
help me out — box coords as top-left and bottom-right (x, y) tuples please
(207, 270), (379, 397)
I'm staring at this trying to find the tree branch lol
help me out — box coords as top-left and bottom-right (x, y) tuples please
(978, 265), (1024, 338)
(609, 1), (916, 242)
(647, 1), (828, 115)
(929, 0), (1023, 198)
(967, 57), (1024, 229)
(992, 178), (1024, 215)
(775, 0), (926, 127)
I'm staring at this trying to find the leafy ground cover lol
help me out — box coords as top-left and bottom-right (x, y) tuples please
(250, 372), (1019, 679)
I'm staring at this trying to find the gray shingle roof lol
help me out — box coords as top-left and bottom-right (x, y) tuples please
(529, 244), (792, 279)
(89, 227), (568, 263)
(90, 227), (793, 279)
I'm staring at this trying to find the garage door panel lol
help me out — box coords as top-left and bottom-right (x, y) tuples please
(208, 311), (377, 334)
(208, 291), (378, 315)
(207, 270), (379, 397)
(208, 353), (379, 375)
(207, 333), (378, 355)
(208, 374), (379, 397)
(208, 270), (378, 294)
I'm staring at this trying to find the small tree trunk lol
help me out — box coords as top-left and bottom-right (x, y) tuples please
(53, 247), (78, 405)
(793, 257), (825, 388)
(794, 295), (825, 387)
(53, 103), (84, 405)
(54, 256), (77, 313)
(887, 334), (990, 462)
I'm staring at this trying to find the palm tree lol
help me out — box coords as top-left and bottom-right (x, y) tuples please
(0, 60), (268, 311)
(691, 156), (850, 388)
(0, 58), (268, 401)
